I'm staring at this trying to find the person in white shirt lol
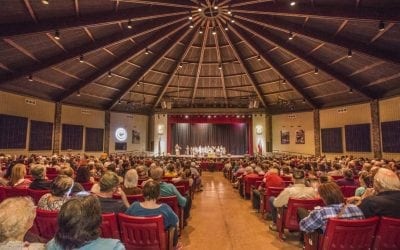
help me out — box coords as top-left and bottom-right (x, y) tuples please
(269, 170), (318, 231)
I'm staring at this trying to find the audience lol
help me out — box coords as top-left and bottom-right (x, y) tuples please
(9, 163), (31, 188)
(58, 165), (84, 194)
(0, 197), (44, 249)
(125, 180), (179, 247)
(94, 171), (129, 213)
(46, 195), (125, 250)
(37, 175), (73, 211)
(336, 169), (358, 186)
(121, 169), (142, 195)
(29, 164), (51, 190)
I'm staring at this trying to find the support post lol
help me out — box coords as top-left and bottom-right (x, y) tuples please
(370, 100), (382, 159)
(53, 102), (62, 154)
(104, 111), (110, 154)
(313, 109), (321, 157)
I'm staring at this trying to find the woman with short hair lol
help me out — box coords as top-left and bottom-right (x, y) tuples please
(37, 175), (73, 211)
(121, 169), (142, 195)
(9, 163), (31, 188)
(46, 195), (125, 250)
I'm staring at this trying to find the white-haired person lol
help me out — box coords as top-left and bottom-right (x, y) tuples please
(0, 197), (45, 249)
(121, 169), (142, 195)
(358, 167), (400, 218)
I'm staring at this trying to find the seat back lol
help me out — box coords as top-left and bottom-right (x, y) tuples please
(35, 209), (59, 241)
(158, 196), (179, 216)
(244, 176), (263, 196)
(0, 186), (6, 202)
(80, 182), (94, 191)
(112, 193), (144, 204)
(46, 174), (58, 180)
(175, 185), (186, 196)
(46, 168), (58, 174)
(373, 216), (400, 250)
(283, 180), (294, 187)
(4, 187), (28, 198)
(340, 186), (358, 198)
(28, 189), (50, 204)
(330, 175), (343, 181)
(284, 198), (324, 231)
(173, 180), (189, 194)
(117, 213), (166, 250)
(281, 176), (293, 182)
(100, 213), (120, 239)
(263, 187), (285, 213)
(321, 216), (379, 250)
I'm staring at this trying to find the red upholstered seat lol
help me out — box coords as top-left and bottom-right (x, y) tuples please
(373, 216), (400, 250)
(28, 188), (50, 204)
(175, 185), (186, 196)
(340, 186), (358, 198)
(281, 176), (293, 182)
(35, 209), (59, 241)
(117, 213), (172, 250)
(4, 186), (28, 198)
(46, 168), (58, 175)
(80, 182), (94, 191)
(100, 213), (120, 239)
(330, 175), (343, 181)
(158, 196), (184, 230)
(173, 180), (190, 195)
(0, 186), (6, 202)
(277, 198), (324, 239)
(283, 180), (294, 187)
(243, 176), (263, 199)
(46, 174), (58, 180)
(260, 186), (285, 215)
(112, 193), (144, 204)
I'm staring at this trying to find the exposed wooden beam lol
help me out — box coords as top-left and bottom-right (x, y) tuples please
(0, 7), (186, 38)
(366, 72), (400, 87)
(116, 0), (195, 9)
(228, 21), (318, 108)
(233, 3), (400, 22)
(231, 0), (273, 8)
(32, 76), (65, 90)
(91, 82), (120, 92)
(109, 20), (203, 110)
(3, 38), (39, 62)
(46, 33), (67, 52)
(191, 21), (210, 106)
(74, 0), (80, 17)
(56, 20), (189, 102)
(334, 20), (348, 37)
(234, 19), (377, 99)
(23, 0), (38, 23)
(129, 91), (157, 97)
(84, 27), (95, 42)
(235, 14), (400, 65)
(213, 20), (228, 107)
(348, 61), (384, 77)
(216, 20), (268, 108)
(265, 88), (294, 96)
(52, 67), (82, 81)
(369, 23), (395, 44)
(153, 22), (203, 108)
(0, 17), (186, 86)
(303, 79), (335, 89)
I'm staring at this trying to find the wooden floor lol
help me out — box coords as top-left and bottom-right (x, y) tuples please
(181, 172), (301, 250)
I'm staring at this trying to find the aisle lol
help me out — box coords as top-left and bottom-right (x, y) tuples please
(180, 172), (300, 250)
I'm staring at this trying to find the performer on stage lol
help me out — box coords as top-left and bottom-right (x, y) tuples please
(185, 145), (189, 155)
(175, 144), (181, 156)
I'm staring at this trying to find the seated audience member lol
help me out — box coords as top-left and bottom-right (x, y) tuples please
(164, 163), (178, 178)
(281, 166), (292, 178)
(95, 171), (129, 213)
(336, 169), (358, 186)
(29, 164), (51, 190)
(125, 180), (179, 247)
(58, 165), (84, 194)
(299, 182), (364, 234)
(252, 168), (284, 210)
(189, 162), (202, 191)
(46, 195), (125, 250)
(136, 165), (149, 180)
(269, 170), (317, 231)
(121, 169), (142, 195)
(355, 171), (372, 197)
(358, 168), (400, 218)
(75, 165), (94, 184)
(150, 167), (191, 224)
(0, 197), (44, 250)
(37, 175), (74, 211)
(327, 163), (343, 177)
(8, 163), (31, 188)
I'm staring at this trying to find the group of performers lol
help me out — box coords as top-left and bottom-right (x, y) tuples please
(175, 144), (227, 156)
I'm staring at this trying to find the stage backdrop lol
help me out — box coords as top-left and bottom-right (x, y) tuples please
(167, 115), (253, 155)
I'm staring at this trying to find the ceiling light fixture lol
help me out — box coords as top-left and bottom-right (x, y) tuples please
(379, 20), (385, 31)
(79, 54), (84, 63)
(145, 48), (149, 55)
(347, 49), (353, 58)
(108, 71), (113, 77)
(127, 19), (132, 29)
(179, 62), (183, 68)
(218, 64), (222, 70)
(224, 23), (229, 31)
(214, 5), (218, 10)
(118, 99), (122, 104)
(288, 32), (294, 40)
(290, 1), (296, 6)
(54, 29), (60, 40)
(302, 99), (306, 103)
(212, 27), (217, 36)
(282, 79), (286, 84)
(198, 5), (202, 12)
(188, 10), (193, 20)
(77, 91), (81, 97)
(349, 88), (353, 94)
(257, 55), (261, 61)
(199, 27), (204, 34)
(28, 75), (33, 82)
(314, 67), (319, 74)
(230, 17), (235, 23)
(42, 0), (49, 4)
(189, 21), (194, 29)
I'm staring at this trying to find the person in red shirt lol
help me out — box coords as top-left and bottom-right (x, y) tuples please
(252, 168), (284, 210)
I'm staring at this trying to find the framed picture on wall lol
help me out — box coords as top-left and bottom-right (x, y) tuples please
(280, 130), (290, 144)
(295, 129), (305, 144)
(132, 129), (140, 144)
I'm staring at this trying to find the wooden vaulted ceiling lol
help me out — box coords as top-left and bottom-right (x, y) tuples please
(0, 0), (399, 114)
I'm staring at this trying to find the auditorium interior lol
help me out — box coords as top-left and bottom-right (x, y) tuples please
(0, 0), (400, 249)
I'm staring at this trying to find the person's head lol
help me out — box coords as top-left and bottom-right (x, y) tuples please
(9, 163), (27, 185)
(58, 165), (74, 178)
(136, 165), (148, 178)
(75, 166), (90, 183)
(282, 166), (290, 175)
(0, 197), (36, 242)
(343, 169), (354, 180)
(30, 164), (46, 180)
(245, 166), (254, 174)
(150, 166), (164, 181)
(55, 195), (101, 250)
(99, 171), (120, 192)
(166, 163), (175, 173)
(318, 182), (344, 205)
(358, 171), (372, 188)
(142, 180), (160, 201)
(293, 169), (305, 184)
(124, 169), (139, 188)
(373, 168), (400, 193)
(267, 168), (279, 175)
(50, 175), (74, 197)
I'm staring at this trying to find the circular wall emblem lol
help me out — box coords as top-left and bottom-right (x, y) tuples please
(115, 128), (127, 142)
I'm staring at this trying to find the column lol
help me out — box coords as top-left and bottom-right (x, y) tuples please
(53, 102), (62, 154)
(104, 110), (110, 154)
(147, 115), (154, 152)
(266, 114), (272, 152)
(313, 109), (321, 157)
(370, 100), (382, 159)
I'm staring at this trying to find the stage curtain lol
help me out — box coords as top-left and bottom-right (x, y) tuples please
(171, 123), (248, 154)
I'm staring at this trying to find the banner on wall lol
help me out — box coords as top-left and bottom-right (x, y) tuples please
(132, 129), (140, 144)
(295, 129), (305, 144)
(280, 130), (290, 144)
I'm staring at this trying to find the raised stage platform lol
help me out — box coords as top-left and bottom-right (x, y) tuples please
(169, 154), (247, 159)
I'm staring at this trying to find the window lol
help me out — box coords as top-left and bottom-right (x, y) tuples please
(29, 120), (53, 150)
(61, 124), (83, 150)
(85, 127), (104, 152)
(321, 127), (343, 153)
(345, 124), (371, 152)
(0, 114), (28, 149)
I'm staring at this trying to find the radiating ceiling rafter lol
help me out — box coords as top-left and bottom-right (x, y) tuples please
(233, 19), (377, 100)
(0, 16), (187, 86)
(107, 19), (202, 110)
(213, 20), (228, 107)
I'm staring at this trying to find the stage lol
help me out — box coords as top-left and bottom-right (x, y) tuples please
(168, 154), (247, 159)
